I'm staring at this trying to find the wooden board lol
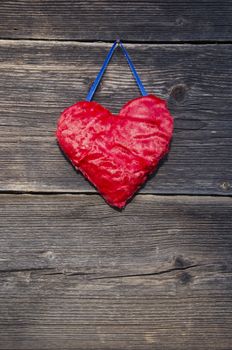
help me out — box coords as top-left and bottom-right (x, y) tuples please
(0, 40), (231, 195)
(0, 194), (231, 349)
(1, 0), (231, 349)
(0, 0), (231, 42)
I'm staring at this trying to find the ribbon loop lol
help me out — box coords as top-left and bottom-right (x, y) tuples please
(86, 40), (147, 101)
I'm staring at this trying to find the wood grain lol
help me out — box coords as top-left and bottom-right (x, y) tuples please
(0, 40), (231, 195)
(1, 1), (231, 349)
(0, 0), (231, 42)
(0, 194), (231, 349)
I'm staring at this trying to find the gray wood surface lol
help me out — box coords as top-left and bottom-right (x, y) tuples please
(0, 0), (231, 42)
(0, 194), (231, 349)
(0, 0), (232, 348)
(0, 40), (231, 195)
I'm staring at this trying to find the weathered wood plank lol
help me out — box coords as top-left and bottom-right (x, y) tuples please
(0, 194), (231, 349)
(0, 41), (231, 195)
(0, 0), (231, 42)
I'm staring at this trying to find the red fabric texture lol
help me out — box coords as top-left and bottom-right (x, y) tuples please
(56, 94), (174, 208)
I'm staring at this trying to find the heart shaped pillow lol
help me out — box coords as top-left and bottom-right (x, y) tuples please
(56, 94), (173, 208)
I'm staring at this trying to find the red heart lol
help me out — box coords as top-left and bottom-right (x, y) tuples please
(56, 94), (173, 208)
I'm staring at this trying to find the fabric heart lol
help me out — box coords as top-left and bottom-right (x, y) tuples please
(56, 94), (173, 208)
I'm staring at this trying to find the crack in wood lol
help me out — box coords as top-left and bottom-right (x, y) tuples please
(0, 264), (199, 279)
(0, 267), (55, 274)
(89, 264), (200, 280)
(44, 271), (95, 277)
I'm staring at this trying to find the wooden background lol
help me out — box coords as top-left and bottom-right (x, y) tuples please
(0, 1), (231, 349)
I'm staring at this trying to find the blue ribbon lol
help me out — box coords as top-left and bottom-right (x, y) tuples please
(86, 41), (118, 102)
(119, 41), (147, 97)
(86, 40), (147, 101)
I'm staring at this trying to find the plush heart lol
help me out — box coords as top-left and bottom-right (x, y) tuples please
(56, 94), (173, 208)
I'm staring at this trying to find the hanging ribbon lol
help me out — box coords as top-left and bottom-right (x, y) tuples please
(86, 40), (147, 101)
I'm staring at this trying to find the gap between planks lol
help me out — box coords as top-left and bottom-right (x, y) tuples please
(0, 38), (232, 45)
